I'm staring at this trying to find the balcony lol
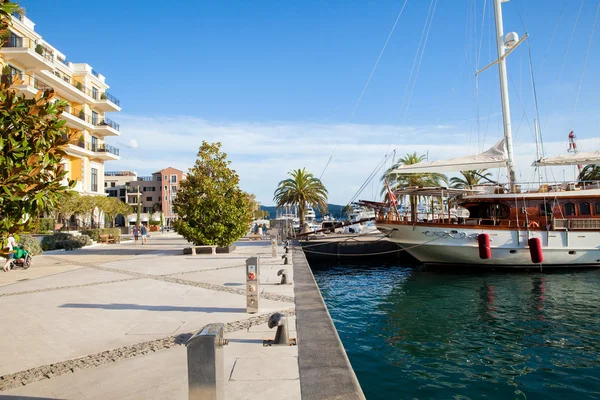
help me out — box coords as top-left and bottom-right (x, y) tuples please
(94, 116), (120, 137)
(94, 144), (120, 160)
(61, 106), (94, 131)
(0, 34), (55, 71)
(1, 73), (52, 97)
(64, 139), (94, 158)
(95, 91), (121, 112)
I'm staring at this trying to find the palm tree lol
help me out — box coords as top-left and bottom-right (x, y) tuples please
(578, 165), (600, 182)
(273, 168), (328, 231)
(450, 169), (492, 189)
(381, 152), (447, 221)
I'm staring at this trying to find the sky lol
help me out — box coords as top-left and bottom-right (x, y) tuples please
(19, 0), (600, 204)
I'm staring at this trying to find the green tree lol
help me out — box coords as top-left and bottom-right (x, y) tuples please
(273, 168), (328, 231)
(579, 165), (600, 182)
(0, 26), (75, 243)
(450, 170), (492, 189)
(173, 141), (253, 246)
(98, 197), (130, 228)
(75, 195), (98, 228)
(381, 152), (447, 221)
(55, 192), (79, 230)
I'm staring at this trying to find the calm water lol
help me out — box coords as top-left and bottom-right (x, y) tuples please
(312, 263), (600, 399)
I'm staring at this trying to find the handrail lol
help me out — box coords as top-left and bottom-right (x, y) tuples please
(96, 117), (120, 131)
(102, 91), (120, 106)
(97, 144), (119, 156)
(1, 73), (52, 91)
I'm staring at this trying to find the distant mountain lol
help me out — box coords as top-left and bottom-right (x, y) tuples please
(260, 204), (347, 220)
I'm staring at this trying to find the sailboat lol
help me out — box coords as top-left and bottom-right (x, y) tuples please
(376, 0), (600, 268)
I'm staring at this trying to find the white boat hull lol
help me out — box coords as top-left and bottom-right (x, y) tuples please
(377, 223), (600, 268)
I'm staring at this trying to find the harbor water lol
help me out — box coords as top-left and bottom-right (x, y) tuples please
(311, 262), (600, 399)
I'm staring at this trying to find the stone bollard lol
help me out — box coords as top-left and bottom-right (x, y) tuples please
(281, 254), (289, 265)
(277, 268), (290, 284)
(187, 323), (229, 400)
(271, 238), (277, 258)
(263, 313), (296, 346)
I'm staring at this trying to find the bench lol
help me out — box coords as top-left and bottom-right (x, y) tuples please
(99, 234), (120, 244)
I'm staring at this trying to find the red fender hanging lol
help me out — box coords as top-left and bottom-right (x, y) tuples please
(528, 237), (544, 264)
(478, 234), (491, 259)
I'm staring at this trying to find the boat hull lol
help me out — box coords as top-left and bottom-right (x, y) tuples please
(377, 222), (600, 268)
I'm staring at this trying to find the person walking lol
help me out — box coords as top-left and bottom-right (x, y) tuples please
(262, 224), (268, 239)
(133, 225), (140, 245)
(141, 224), (148, 245)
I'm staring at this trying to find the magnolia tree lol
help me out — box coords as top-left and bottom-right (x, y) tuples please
(173, 141), (253, 247)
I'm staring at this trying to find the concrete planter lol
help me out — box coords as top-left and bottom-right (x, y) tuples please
(183, 244), (236, 255)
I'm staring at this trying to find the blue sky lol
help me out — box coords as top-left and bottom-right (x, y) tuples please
(20, 0), (600, 204)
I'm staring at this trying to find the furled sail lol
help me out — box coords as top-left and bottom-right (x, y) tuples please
(390, 139), (507, 174)
(532, 152), (600, 167)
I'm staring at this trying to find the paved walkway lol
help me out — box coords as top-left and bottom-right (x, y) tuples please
(0, 233), (299, 399)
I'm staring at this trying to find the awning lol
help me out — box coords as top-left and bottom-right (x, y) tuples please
(390, 140), (507, 174)
(532, 152), (600, 167)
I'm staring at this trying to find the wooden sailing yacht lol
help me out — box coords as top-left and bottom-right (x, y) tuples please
(376, 0), (600, 268)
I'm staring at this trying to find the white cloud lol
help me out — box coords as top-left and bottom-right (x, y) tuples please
(105, 114), (600, 205)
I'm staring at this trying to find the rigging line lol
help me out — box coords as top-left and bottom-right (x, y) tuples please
(320, 0), (409, 181)
(476, 0), (487, 69)
(402, 0), (438, 121)
(397, 0), (435, 123)
(571, 0), (600, 127)
(543, 0), (585, 131)
(539, 0), (568, 73)
(347, 153), (389, 205)
(350, 0), (410, 118)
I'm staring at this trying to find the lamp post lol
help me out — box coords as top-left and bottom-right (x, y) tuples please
(136, 185), (141, 225)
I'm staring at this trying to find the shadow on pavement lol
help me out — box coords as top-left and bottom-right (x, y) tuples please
(59, 303), (245, 313)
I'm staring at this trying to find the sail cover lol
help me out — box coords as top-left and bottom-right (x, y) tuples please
(390, 139), (507, 174)
(532, 152), (600, 167)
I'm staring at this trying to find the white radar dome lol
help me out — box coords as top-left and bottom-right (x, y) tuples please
(505, 32), (519, 48)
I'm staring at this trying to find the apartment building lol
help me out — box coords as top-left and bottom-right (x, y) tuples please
(128, 167), (186, 226)
(1, 12), (121, 195)
(105, 171), (137, 203)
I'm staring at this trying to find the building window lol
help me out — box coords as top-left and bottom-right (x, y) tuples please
(164, 175), (168, 181)
(171, 175), (177, 183)
(164, 185), (167, 191)
(91, 168), (98, 192)
(171, 185), (177, 193)
(539, 203), (552, 217)
(165, 196), (167, 201)
(564, 202), (576, 216)
(157, 176), (161, 181)
(92, 86), (98, 100)
(104, 182), (108, 188)
(120, 188), (126, 197)
(146, 196), (152, 202)
(92, 110), (98, 125)
(595, 203), (600, 215)
(91, 136), (98, 152)
(111, 182), (116, 187)
(580, 202), (591, 216)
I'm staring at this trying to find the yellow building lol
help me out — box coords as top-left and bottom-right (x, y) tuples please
(1, 12), (121, 195)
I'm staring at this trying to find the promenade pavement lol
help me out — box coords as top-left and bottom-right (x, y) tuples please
(0, 233), (299, 399)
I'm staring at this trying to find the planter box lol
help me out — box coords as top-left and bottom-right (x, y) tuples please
(183, 244), (237, 255)
(149, 226), (160, 232)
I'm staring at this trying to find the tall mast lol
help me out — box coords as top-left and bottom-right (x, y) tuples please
(493, 0), (517, 191)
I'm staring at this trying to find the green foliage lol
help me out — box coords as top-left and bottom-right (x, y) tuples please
(450, 170), (492, 189)
(80, 228), (120, 242)
(579, 165), (600, 182)
(20, 234), (42, 255)
(98, 197), (130, 227)
(149, 220), (160, 226)
(41, 233), (91, 251)
(159, 212), (164, 226)
(100, 93), (107, 100)
(38, 217), (54, 232)
(173, 141), (253, 246)
(34, 43), (43, 55)
(53, 192), (79, 229)
(0, 66), (75, 245)
(273, 168), (328, 228)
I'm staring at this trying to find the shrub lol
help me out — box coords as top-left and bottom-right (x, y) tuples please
(41, 233), (92, 251)
(81, 228), (121, 242)
(149, 220), (160, 226)
(20, 235), (43, 255)
(39, 218), (55, 232)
